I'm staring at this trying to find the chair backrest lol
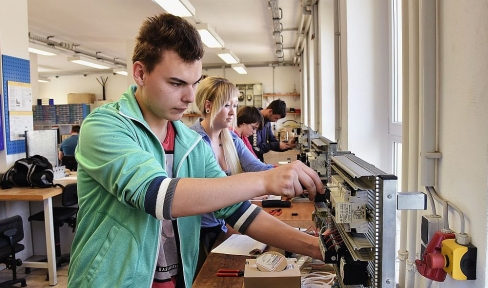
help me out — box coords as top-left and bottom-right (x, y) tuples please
(62, 183), (78, 207)
(0, 215), (24, 250)
(62, 155), (78, 171)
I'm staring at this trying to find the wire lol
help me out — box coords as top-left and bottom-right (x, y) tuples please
(429, 186), (465, 234)
(301, 271), (336, 288)
(424, 186), (437, 215)
(426, 186), (449, 229)
(305, 226), (318, 237)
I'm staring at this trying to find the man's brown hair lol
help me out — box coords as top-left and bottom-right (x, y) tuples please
(132, 13), (205, 73)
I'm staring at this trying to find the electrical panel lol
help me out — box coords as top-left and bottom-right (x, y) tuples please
(298, 125), (398, 288)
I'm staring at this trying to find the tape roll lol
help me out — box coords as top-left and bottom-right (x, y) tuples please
(256, 251), (287, 272)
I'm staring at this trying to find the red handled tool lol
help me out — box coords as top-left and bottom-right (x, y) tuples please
(216, 269), (244, 277)
(268, 208), (282, 216)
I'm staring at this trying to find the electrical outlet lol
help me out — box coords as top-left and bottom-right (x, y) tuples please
(421, 215), (444, 245)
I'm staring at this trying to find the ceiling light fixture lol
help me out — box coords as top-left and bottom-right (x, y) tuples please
(68, 55), (111, 69)
(217, 49), (239, 64)
(231, 63), (247, 74)
(38, 77), (50, 83)
(152, 0), (195, 17)
(28, 42), (59, 56)
(195, 23), (224, 48)
(113, 68), (128, 76)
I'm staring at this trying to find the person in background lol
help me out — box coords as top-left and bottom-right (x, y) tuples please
(189, 76), (274, 255)
(67, 13), (323, 288)
(58, 125), (80, 161)
(232, 106), (263, 158)
(248, 99), (296, 162)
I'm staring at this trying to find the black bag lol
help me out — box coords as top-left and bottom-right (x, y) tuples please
(1, 155), (56, 189)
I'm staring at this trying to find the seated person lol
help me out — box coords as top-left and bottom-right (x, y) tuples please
(189, 76), (274, 253)
(59, 125), (80, 169)
(248, 100), (296, 162)
(232, 106), (263, 159)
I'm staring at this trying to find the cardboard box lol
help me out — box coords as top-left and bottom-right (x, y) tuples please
(67, 93), (95, 104)
(244, 258), (300, 288)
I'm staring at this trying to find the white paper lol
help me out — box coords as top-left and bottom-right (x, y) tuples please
(9, 114), (33, 140)
(8, 81), (32, 111)
(211, 234), (267, 256)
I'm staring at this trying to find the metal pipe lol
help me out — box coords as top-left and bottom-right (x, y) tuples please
(405, 0), (420, 286)
(333, 0), (341, 143)
(312, 3), (320, 131)
(398, 1), (409, 286)
(419, 0), (437, 187)
(28, 33), (126, 67)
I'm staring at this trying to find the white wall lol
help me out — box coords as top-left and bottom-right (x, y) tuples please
(37, 66), (300, 132)
(427, 1), (488, 287)
(38, 73), (128, 104)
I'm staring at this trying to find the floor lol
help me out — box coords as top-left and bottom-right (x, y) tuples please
(0, 261), (69, 288)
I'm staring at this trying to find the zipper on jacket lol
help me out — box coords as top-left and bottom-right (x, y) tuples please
(119, 110), (201, 284)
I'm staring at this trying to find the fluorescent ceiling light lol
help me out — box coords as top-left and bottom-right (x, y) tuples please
(217, 49), (239, 64)
(231, 63), (247, 74)
(68, 55), (111, 69)
(195, 23), (224, 48)
(38, 77), (50, 83)
(113, 68), (128, 76)
(152, 0), (195, 17)
(28, 42), (59, 56)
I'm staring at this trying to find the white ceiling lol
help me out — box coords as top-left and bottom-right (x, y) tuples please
(27, 0), (306, 77)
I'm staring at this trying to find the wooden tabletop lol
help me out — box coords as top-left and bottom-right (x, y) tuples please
(255, 199), (315, 229)
(0, 177), (76, 201)
(193, 200), (316, 288)
(263, 150), (298, 166)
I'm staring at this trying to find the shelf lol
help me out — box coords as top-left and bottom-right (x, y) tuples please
(263, 93), (300, 97)
(287, 112), (301, 115)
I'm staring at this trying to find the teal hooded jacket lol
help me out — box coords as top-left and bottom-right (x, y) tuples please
(67, 86), (260, 287)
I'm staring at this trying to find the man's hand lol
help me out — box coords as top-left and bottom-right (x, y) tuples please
(263, 161), (324, 200)
(279, 141), (289, 150)
(279, 141), (296, 150)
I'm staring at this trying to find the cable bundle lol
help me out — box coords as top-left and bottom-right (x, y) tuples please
(301, 271), (336, 288)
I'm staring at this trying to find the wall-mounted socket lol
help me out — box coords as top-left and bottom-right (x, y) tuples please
(421, 215), (444, 245)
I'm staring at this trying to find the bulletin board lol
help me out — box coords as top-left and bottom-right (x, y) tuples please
(2, 55), (31, 154)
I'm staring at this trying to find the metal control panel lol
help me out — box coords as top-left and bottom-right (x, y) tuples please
(299, 125), (397, 288)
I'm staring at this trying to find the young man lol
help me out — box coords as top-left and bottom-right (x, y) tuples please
(58, 125), (80, 161)
(249, 100), (296, 162)
(67, 14), (323, 288)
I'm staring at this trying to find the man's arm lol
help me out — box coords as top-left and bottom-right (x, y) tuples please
(250, 123), (281, 154)
(58, 151), (64, 161)
(171, 161), (323, 217)
(245, 211), (323, 260)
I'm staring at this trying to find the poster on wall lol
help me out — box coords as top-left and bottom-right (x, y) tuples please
(9, 112), (33, 141)
(7, 81), (32, 111)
